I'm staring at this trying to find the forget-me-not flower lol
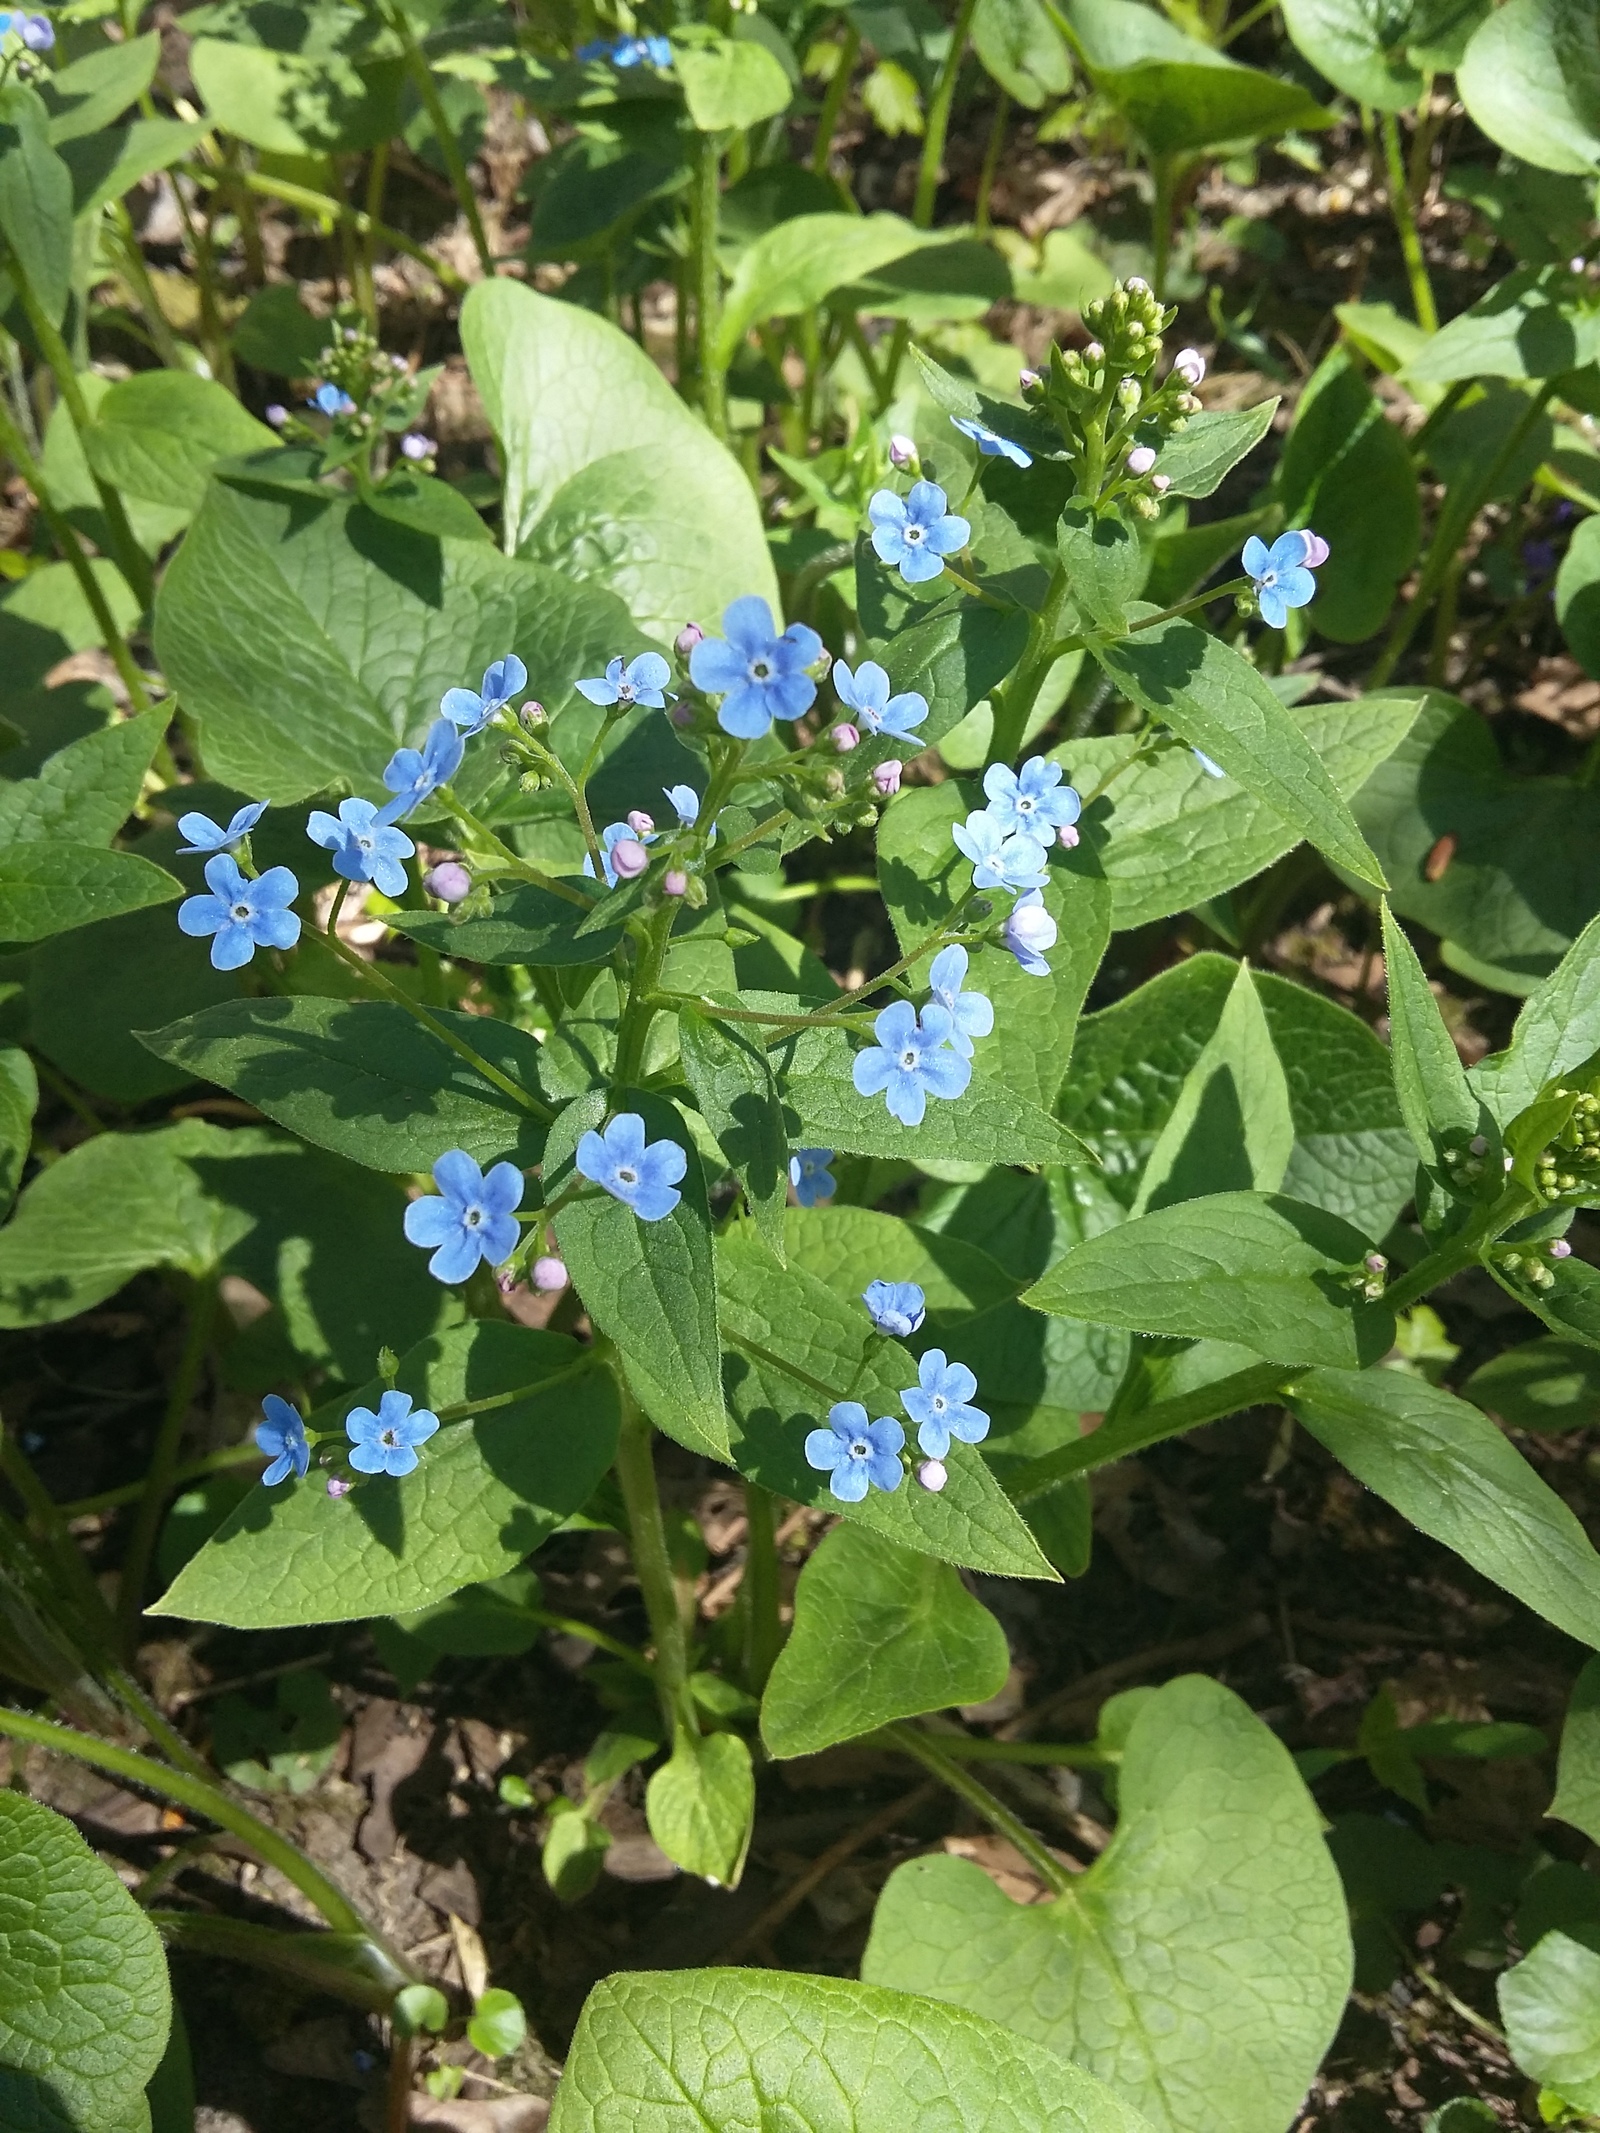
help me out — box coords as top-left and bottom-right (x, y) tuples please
(256, 1395), (309, 1486)
(3, 14), (54, 47)
(576, 1112), (686, 1221)
(868, 481), (971, 585)
(952, 809), (1050, 892)
(1192, 748), (1226, 779)
(863, 1279), (926, 1337)
(578, 32), (671, 64)
(379, 719), (464, 822)
(789, 1149), (837, 1207)
(404, 1150), (524, 1282)
(951, 415), (1032, 468)
(805, 1402), (905, 1502)
(1243, 531), (1324, 629)
(584, 819), (657, 888)
(1002, 890), (1056, 976)
(177, 854), (301, 970)
(309, 383), (356, 416)
(852, 1000), (971, 1127)
(308, 797), (415, 898)
(442, 654), (527, 737)
(576, 652), (672, 711)
(901, 1349), (990, 1458)
(346, 1389), (440, 1477)
(982, 757), (1081, 842)
(926, 945), (994, 1059)
(832, 659), (928, 743)
(689, 595), (822, 738)
(176, 801), (267, 855)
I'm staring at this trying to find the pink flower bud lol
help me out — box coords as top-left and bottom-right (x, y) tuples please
(917, 1459), (948, 1492)
(520, 701), (546, 728)
(1550, 1239), (1574, 1260)
(1364, 1252), (1388, 1274)
(626, 809), (655, 837)
(497, 1268), (520, 1294)
(1019, 368), (1042, 392)
(1126, 445), (1157, 476)
(1150, 473), (1171, 493)
(669, 703), (694, 728)
(873, 759), (903, 797)
(1469, 1134), (1488, 1156)
(1298, 530), (1331, 569)
(675, 622), (704, 656)
(265, 403), (288, 428)
(1084, 341), (1104, 364)
(327, 1475), (352, 1498)
(1173, 347), (1206, 386)
(610, 837), (650, 880)
(663, 868), (689, 897)
(1057, 822), (1079, 849)
(889, 434), (918, 468)
(423, 861), (472, 903)
(400, 433), (435, 461)
(533, 1254), (570, 1291)
(1126, 275), (1150, 294)
(832, 722), (859, 752)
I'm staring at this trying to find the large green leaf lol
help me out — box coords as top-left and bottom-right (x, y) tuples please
(1471, 913), (1600, 1127)
(1062, 0), (1333, 154)
(0, 1792), (170, 2133)
(1458, 0), (1600, 177)
(84, 373), (277, 516)
(1500, 1932), (1600, 2111)
(679, 1008), (788, 1262)
(387, 881), (624, 968)
(461, 278), (776, 644)
(761, 1521), (1008, 1758)
(716, 214), (967, 369)
(188, 35), (403, 156)
(863, 1674), (1352, 2133)
(549, 1968), (1153, 2133)
(876, 604), (1031, 750)
(60, 115), (208, 223)
(1380, 900), (1484, 1176)
(41, 31), (161, 141)
(973, 0), (1074, 105)
(1556, 514), (1600, 680)
(0, 842), (179, 944)
(1287, 1367), (1600, 1648)
(1280, 0), (1426, 107)
(1465, 1338), (1600, 1435)
(0, 712), (163, 848)
(1131, 961), (1293, 1214)
(1152, 401), (1278, 500)
(0, 1046), (35, 1219)
(1409, 268), (1600, 386)
(675, 33), (792, 131)
(0, 86), (72, 328)
(152, 1323), (618, 1628)
(1550, 1656), (1600, 1847)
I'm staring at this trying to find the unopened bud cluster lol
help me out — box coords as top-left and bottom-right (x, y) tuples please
(1498, 1238), (1573, 1290)
(1534, 1085), (1600, 1201)
(1034, 279), (1205, 515)
(1344, 1251), (1388, 1302)
(1441, 1131), (1504, 1193)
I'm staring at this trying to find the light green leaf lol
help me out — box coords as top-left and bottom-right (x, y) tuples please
(778, 1204), (1017, 1319)
(676, 33), (791, 130)
(645, 1727), (755, 1885)
(461, 278), (775, 644)
(679, 1008), (788, 1263)
(1063, 0), (1334, 154)
(141, 996), (548, 1174)
(84, 373), (277, 516)
(0, 1792), (170, 2133)
(716, 213), (968, 370)
(0, 85), (73, 328)
(1057, 502), (1142, 637)
(0, 842), (179, 945)
(468, 1990), (528, 2060)
(389, 882), (624, 968)
(1408, 268), (1600, 385)
(1556, 513), (1600, 679)
(1133, 961), (1293, 1214)
(1093, 617), (1388, 888)
(548, 1967), (1153, 2133)
(863, 1674), (1351, 2133)
(1280, 0), (1428, 109)
(1025, 1191), (1394, 1367)
(1459, 0), (1600, 177)
(0, 711), (163, 849)
(61, 115), (209, 223)
(1465, 1338), (1600, 1434)
(761, 1522), (1008, 1758)
(188, 37), (403, 157)
(1550, 1656), (1600, 1847)
(1472, 912), (1600, 1128)
(1500, 1931), (1600, 2109)
(1153, 401), (1278, 500)
(41, 31), (160, 141)
(153, 1323), (618, 1628)
(1287, 1366), (1600, 1648)
(973, 0), (1075, 105)
(1380, 900), (1484, 1174)
(0, 1045), (35, 1219)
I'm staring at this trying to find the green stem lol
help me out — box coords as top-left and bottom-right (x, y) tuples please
(974, 93), (1009, 235)
(1382, 1189), (1535, 1315)
(199, 167), (468, 293)
(882, 1723), (1076, 1895)
(914, 0), (980, 227)
(57, 1440), (264, 1520)
(985, 566), (1072, 771)
(651, 989), (870, 1035)
(940, 563), (1011, 610)
(438, 786), (592, 908)
(106, 205), (187, 369)
(693, 132), (727, 440)
(116, 1277), (218, 1644)
(810, 24), (860, 174)
(611, 1384), (691, 1734)
(1380, 108), (1438, 335)
(388, 4), (493, 277)
(429, 1355), (595, 1427)
(741, 1483), (781, 1695)
(530, 1609), (655, 1677)
(1149, 153), (1177, 302)
(885, 1734), (1112, 1768)
(612, 904), (676, 1091)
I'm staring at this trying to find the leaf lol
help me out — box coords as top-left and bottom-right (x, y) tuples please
(1280, 0), (1428, 109)
(761, 1522), (1008, 1759)
(675, 34), (792, 131)
(1409, 268), (1600, 385)
(1093, 617), (1387, 888)
(468, 1990), (528, 2060)
(1557, 514), (1600, 679)
(0, 842), (179, 945)
(1465, 1338), (1600, 1434)
(60, 115), (209, 223)
(84, 373), (277, 516)
(0, 86), (73, 328)
(1287, 1367), (1600, 1648)
(1459, 0), (1600, 178)
(40, 31), (161, 141)
(679, 1009), (789, 1262)
(645, 1727), (755, 1885)
(153, 1323), (618, 1629)
(0, 1045), (35, 1220)
(1550, 1656), (1600, 1847)
(1153, 401), (1279, 500)
(0, 711), (162, 848)
(1025, 1191), (1394, 1368)
(461, 278), (776, 644)
(875, 604), (1031, 748)
(1500, 1932), (1600, 2109)
(1132, 961), (1294, 1214)
(716, 213), (967, 369)
(545, 1090), (729, 1462)
(863, 1674), (1351, 2133)
(859, 57), (926, 138)
(387, 882), (624, 968)
(1380, 901), (1485, 1180)
(0, 1791), (170, 2133)
(141, 996), (548, 1173)
(188, 37), (403, 157)
(1472, 918), (1600, 1130)
(1057, 502), (1142, 636)
(548, 1967), (1153, 2133)
(1493, 1253), (1600, 1355)
(973, 0), (1075, 106)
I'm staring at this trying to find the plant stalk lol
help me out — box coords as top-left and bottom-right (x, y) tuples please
(882, 1722), (1077, 1895)
(741, 1483), (781, 1694)
(116, 1277), (218, 1644)
(388, 5), (493, 277)
(611, 1384), (691, 1734)
(693, 131), (727, 439)
(1379, 108), (1438, 334)
(809, 24), (861, 176)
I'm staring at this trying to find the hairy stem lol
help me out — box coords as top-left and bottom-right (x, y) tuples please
(611, 1385), (691, 1733)
(389, 5), (492, 276)
(882, 1722), (1077, 1895)
(116, 1277), (218, 1646)
(809, 24), (861, 175)
(741, 1483), (782, 1694)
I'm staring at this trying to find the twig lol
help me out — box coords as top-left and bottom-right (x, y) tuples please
(997, 1612), (1272, 1740)
(724, 1781), (939, 1959)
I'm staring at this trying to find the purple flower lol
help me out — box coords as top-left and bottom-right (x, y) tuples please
(1002, 890), (1056, 976)
(177, 854), (300, 970)
(832, 659), (928, 742)
(346, 1389), (439, 1477)
(576, 652), (673, 711)
(805, 1402), (905, 1501)
(20, 15), (53, 49)
(952, 809), (1050, 892)
(403, 1150), (524, 1283)
(379, 718), (465, 822)
(789, 1148), (836, 1207)
(584, 819), (659, 888)
(689, 595), (822, 739)
(926, 945), (993, 1059)
(951, 415), (1032, 468)
(981, 756), (1080, 841)
(424, 861), (472, 903)
(576, 1112), (686, 1221)
(852, 999), (970, 1126)
(256, 1395), (309, 1485)
(900, 1349), (989, 1458)
(307, 797), (415, 899)
(1243, 532), (1321, 628)
(400, 434), (435, 461)
(868, 481), (970, 585)
(176, 801), (267, 855)
(873, 759), (903, 797)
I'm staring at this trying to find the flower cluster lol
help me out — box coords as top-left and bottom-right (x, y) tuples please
(255, 1387), (440, 1490)
(263, 314), (431, 454)
(946, 754), (1079, 983)
(805, 1281), (989, 1500)
(0, 10), (54, 48)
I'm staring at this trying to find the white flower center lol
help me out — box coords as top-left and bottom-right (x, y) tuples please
(931, 1394), (947, 1413)
(850, 1439), (870, 1459)
(380, 1428), (399, 1448)
(750, 658), (773, 682)
(899, 1048), (919, 1070)
(617, 1165), (637, 1186)
(464, 1207), (482, 1227)
(1017, 795), (1035, 813)
(903, 525), (925, 544)
(231, 902), (251, 919)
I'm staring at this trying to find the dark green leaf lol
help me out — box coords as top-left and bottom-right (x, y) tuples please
(680, 1008), (789, 1261)
(1556, 513), (1600, 679)
(1459, 0), (1600, 179)
(84, 373), (277, 515)
(1153, 401), (1278, 499)
(1550, 1656), (1600, 1846)
(0, 841), (179, 944)
(1408, 267), (1600, 384)
(1380, 900), (1485, 1174)
(1064, 0), (1333, 153)
(0, 86), (73, 327)
(389, 881), (622, 967)
(40, 31), (160, 141)
(0, 1045), (35, 1219)
(1465, 1338), (1600, 1433)
(1057, 502), (1142, 636)
(1276, 351), (1420, 642)
(0, 711), (162, 848)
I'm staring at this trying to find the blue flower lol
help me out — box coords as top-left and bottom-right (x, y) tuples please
(176, 801), (268, 855)
(309, 383), (356, 416)
(307, 797), (415, 899)
(901, 1349), (989, 1457)
(584, 32), (672, 65)
(346, 1389), (440, 1478)
(1002, 889), (1056, 976)
(177, 854), (301, 971)
(19, 13), (53, 47)
(403, 1150), (524, 1283)
(575, 652), (672, 710)
(951, 415), (1032, 468)
(1243, 532), (1320, 629)
(832, 659), (928, 743)
(689, 595), (822, 739)
(441, 654), (527, 737)
(1192, 748), (1226, 779)
(868, 481), (970, 585)
(663, 783), (701, 828)
(789, 1148), (837, 1207)
(926, 945), (993, 1060)
(981, 757), (1081, 841)
(641, 33), (672, 63)
(256, 1394), (309, 1486)
(583, 819), (657, 888)
(852, 999), (971, 1127)
(951, 809), (1050, 892)
(805, 1402), (905, 1501)
(379, 719), (465, 822)
(576, 1112), (686, 1221)
(863, 1279), (925, 1337)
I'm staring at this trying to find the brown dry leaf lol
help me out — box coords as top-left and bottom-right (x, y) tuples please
(409, 2097), (550, 2131)
(1516, 656), (1600, 738)
(940, 1831), (1081, 1904)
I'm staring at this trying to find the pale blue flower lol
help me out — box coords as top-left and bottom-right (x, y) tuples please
(832, 659), (928, 742)
(789, 1149), (836, 1207)
(583, 819), (657, 888)
(575, 652), (672, 710)
(927, 945), (993, 1059)
(309, 383), (355, 416)
(379, 719), (464, 822)
(951, 415), (1032, 468)
(441, 655), (527, 737)
(577, 1112), (686, 1221)
(901, 1349), (989, 1457)
(404, 1150), (524, 1283)
(177, 854), (300, 970)
(863, 1279), (925, 1337)
(951, 809), (1050, 892)
(176, 801), (267, 855)
(307, 798), (415, 899)
(689, 595), (822, 738)
(346, 1389), (439, 1477)
(256, 1394), (309, 1485)
(1243, 532), (1320, 629)
(981, 757), (1081, 841)
(1002, 889), (1056, 976)
(868, 481), (970, 585)
(1192, 748), (1226, 779)
(852, 999), (970, 1127)
(805, 1402), (905, 1502)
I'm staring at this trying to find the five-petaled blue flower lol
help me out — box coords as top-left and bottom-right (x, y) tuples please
(832, 659), (928, 743)
(178, 854), (301, 970)
(578, 32), (671, 64)
(379, 719), (465, 822)
(951, 415), (1032, 468)
(868, 481), (971, 585)
(853, 1000), (971, 1127)
(789, 1148), (837, 1207)
(576, 652), (673, 711)
(805, 1402), (905, 1501)
(308, 797), (415, 899)
(863, 1279), (926, 1337)
(1002, 889), (1057, 976)
(577, 1112), (686, 1221)
(346, 1389), (440, 1477)
(664, 783), (703, 829)
(256, 1394), (309, 1486)
(584, 819), (657, 888)
(902, 1349), (990, 1457)
(926, 945), (994, 1060)
(689, 595), (822, 739)
(176, 801), (267, 855)
(1243, 531), (1322, 629)
(309, 383), (355, 416)
(952, 809), (1050, 892)
(442, 654), (527, 737)
(982, 757), (1081, 842)
(404, 1150), (524, 1283)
